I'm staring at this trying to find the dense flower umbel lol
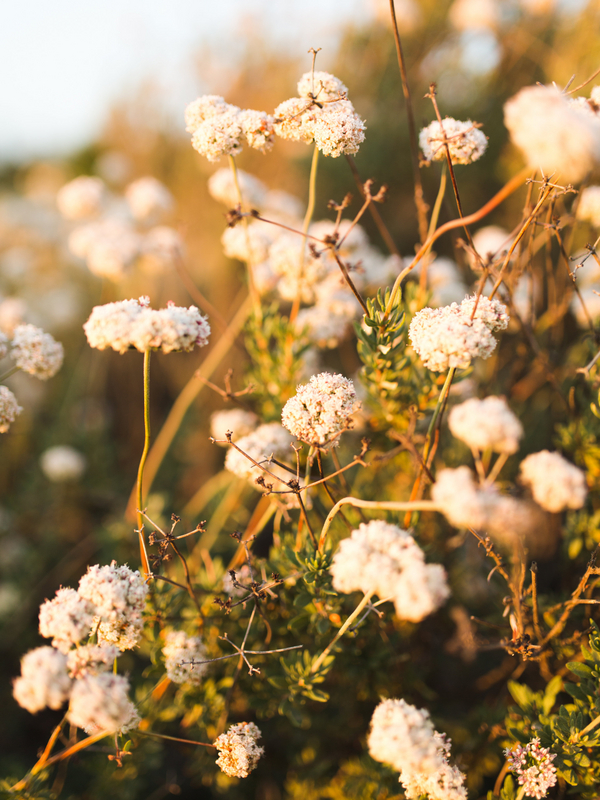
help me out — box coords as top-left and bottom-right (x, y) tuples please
(281, 372), (357, 448)
(368, 699), (467, 800)
(83, 297), (210, 354)
(56, 175), (105, 220)
(331, 520), (449, 621)
(162, 630), (208, 684)
(214, 722), (264, 778)
(409, 295), (508, 372)
(420, 117), (488, 165)
(38, 587), (96, 653)
(520, 450), (587, 512)
(13, 647), (71, 714)
(505, 739), (557, 799)
(0, 385), (22, 433)
(10, 324), (64, 379)
(124, 176), (173, 222)
(67, 673), (140, 735)
(448, 396), (523, 454)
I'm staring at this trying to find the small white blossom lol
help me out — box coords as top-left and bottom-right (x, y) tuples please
(210, 409), (259, 443)
(331, 520), (450, 621)
(470, 226), (513, 268)
(208, 168), (268, 209)
(432, 466), (492, 530)
(40, 445), (86, 482)
(66, 644), (119, 679)
(222, 222), (274, 264)
(448, 396), (523, 454)
(13, 647), (71, 713)
(504, 84), (600, 183)
(128, 303), (211, 353)
(78, 561), (148, 651)
(460, 295), (510, 331)
(83, 297), (148, 353)
(10, 324), (63, 380)
(163, 630), (207, 684)
(297, 71), (348, 102)
(39, 587), (95, 653)
(520, 451), (587, 512)
(368, 699), (467, 800)
(57, 176), (105, 220)
(0, 385), (22, 433)
(185, 95), (233, 131)
(310, 100), (366, 158)
(186, 96), (275, 162)
(69, 219), (141, 280)
(577, 186), (600, 227)
(269, 233), (328, 303)
(281, 372), (357, 448)
(420, 118), (487, 165)
(505, 739), (557, 799)
(237, 108), (275, 153)
(68, 673), (140, 734)
(124, 176), (172, 222)
(214, 722), (264, 778)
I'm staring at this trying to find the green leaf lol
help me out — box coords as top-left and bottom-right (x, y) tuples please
(506, 727), (531, 745)
(500, 774), (515, 800)
(567, 662), (596, 679)
(556, 766), (578, 785)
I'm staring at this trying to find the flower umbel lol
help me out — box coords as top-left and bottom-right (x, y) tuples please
(214, 722), (264, 778)
(505, 739), (557, 799)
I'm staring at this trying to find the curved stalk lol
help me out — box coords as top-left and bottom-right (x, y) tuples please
(136, 350), (151, 576)
(310, 590), (375, 674)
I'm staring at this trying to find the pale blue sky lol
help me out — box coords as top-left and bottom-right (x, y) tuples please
(0, 0), (369, 163)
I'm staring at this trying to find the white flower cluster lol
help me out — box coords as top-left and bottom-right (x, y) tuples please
(40, 445), (86, 482)
(0, 385), (22, 433)
(368, 699), (467, 800)
(69, 218), (142, 280)
(448, 396), (523, 454)
(274, 71), (366, 157)
(520, 450), (587, 512)
(577, 186), (600, 227)
(10, 323), (64, 379)
(420, 118), (488, 165)
(83, 297), (210, 354)
(210, 409), (259, 444)
(125, 176), (173, 222)
(57, 176), (106, 220)
(505, 739), (557, 799)
(330, 520), (449, 622)
(13, 562), (144, 734)
(504, 84), (600, 183)
(214, 721), (264, 778)
(162, 630), (208, 684)
(185, 95), (275, 162)
(409, 295), (509, 372)
(281, 372), (357, 448)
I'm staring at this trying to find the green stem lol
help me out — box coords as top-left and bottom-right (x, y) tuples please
(422, 367), (455, 466)
(0, 365), (20, 382)
(310, 590), (375, 674)
(136, 350), (151, 576)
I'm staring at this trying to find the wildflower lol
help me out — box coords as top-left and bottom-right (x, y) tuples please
(520, 450), (587, 512)
(297, 71), (348, 102)
(420, 118), (488, 165)
(222, 222), (274, 264)
(432, 466), (493, 530)
(331, 520), (450, 621)
(214, 721), (264, 778)
(69, 219), (141, 280)
(448, 396), (523, 453)
(577, 186), (600, 227)
(0, 385), (22, 433)
(66, 644), (119, 679)
(13, 647), (71, 713)
(505, 739), (557, 799)
(39, 587), (95, 653)
(40, 445), (86, 482)
(368, 698), (467, 800)
(83, 297), (149, 353)
(210, 409), (259, 443)
(57, 176), (105, 220)
(281, 372), (357, 448)
(224, 422), (294, 481)
(504, 84), (600, 183)
(68, 673), (140, 734)
(124, 176), (172, 222)
(78, 562), (148, 651)
(269, 232), (327, 303)
(208, 167), (268, 209)
(162, 630), (207, 684)
(10, 324), (64, 379)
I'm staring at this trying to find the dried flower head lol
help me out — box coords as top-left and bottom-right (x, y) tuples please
(448, 396), (523, 454)
(124, 176), (173, 222)
(505, 739), (557, 799)
(504, 84), (600, 183)
(163, 630), (208, 684)
(39, 587), (95, 653)
(57, 176), (105, 220)
(330, 520), (450, 621)
(13, 646), (71, 713)
(214, 721), (264, 778)
(0, 385), (22, 433)
(68, 673), (139, 734)
(520, 450), (587, 512)
(282, 372), (357, 448)
(420, 118), (488, 165)
(11, 324), (64, 379)
(40, 446), (86, 482)
(368, 699), (467, 800)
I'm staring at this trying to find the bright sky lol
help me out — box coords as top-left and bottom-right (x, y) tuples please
(0, 0), (370, 163)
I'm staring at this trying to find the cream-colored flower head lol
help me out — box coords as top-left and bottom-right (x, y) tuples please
(162, 630), (208, 684)
(0, 385), (22, 433)
(214, 722), (264, 778)
(68, 673), (139, 735)
(39, 587), (95, 653)
(281, 372), (357, 448)
(420, 118), (487, 165)
(520, 451), (587, 512)
(210, 409), (259, 444)
(13, 647), (71, 714)
(449, 396), (523, 454)
(57, 176), (106, 220)
(504, 84), (600, 183)
(125, 176), (173, 222)
(11, 324), (64, 380)
(40, 446), (86, 482)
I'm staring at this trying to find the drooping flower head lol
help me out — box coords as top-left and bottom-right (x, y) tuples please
(281, 372), (357, 448)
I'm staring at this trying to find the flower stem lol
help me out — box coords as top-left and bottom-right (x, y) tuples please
(136, 349), (151, 576)
(310, 590), (375, 674)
